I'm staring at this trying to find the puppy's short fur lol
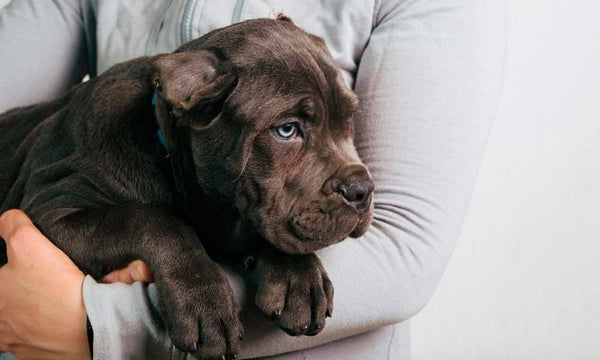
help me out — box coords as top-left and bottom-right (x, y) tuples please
(0, 17), (374, 359)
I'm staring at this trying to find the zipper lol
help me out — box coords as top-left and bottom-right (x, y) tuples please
(180, 0), (245, 45)
(232, 0), (245, 23)
(181, 0), (200, 43)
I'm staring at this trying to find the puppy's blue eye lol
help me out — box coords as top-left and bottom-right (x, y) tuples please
(275, 123), (299, 139)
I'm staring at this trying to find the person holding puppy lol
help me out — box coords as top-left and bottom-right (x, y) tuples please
(0, 0), (507, 359)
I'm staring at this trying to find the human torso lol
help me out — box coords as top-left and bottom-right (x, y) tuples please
(91, 0), (377, 88)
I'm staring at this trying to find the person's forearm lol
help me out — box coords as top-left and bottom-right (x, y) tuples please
(83, 264), (247, 360)
(239, 0), (508, 357)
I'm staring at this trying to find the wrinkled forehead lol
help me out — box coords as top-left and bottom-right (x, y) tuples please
(184, 18), (359, 129)
(230, 68), (358, 132)
(216, 20), (358, 128)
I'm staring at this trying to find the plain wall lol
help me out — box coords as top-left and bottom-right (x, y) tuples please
(411, 0), (600, 359)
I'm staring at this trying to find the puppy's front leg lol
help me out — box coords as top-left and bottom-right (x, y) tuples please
(37, 204), (242, 360)
(252, 245), (334, 337)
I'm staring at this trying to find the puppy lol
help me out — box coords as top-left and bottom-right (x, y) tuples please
(0, 17), (374, 360)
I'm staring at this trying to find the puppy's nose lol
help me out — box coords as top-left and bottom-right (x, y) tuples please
(340, 181), (373, 211)
(336, 166), (374, 212)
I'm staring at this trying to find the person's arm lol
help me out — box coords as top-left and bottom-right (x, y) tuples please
(237, 0), (508, 356)
(0, 0), (88, 113)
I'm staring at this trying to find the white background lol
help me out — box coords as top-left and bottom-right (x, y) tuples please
(412, 0), (600, 359)
(1, 0), (598, 358)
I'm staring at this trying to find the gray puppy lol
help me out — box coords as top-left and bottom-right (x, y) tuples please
(0, 16), (374, 360)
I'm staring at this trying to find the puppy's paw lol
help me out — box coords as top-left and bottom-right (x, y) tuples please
(157, 265), (243, 360)
(253, 252), (333, 336)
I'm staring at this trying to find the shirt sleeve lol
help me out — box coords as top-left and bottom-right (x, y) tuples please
(83, 265), (248, 360)
(84, 0), (507, 358)
(237, 0), (508, 357)
(0, 0), (88, 113)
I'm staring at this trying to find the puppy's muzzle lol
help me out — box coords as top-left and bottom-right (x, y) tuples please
(323, 164), (374, 213)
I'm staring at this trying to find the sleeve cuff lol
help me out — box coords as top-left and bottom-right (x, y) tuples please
(82, 275), (184, 359)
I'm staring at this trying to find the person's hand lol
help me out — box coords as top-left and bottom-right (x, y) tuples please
(0, 209), (90, 359)
(99, 259), (153, 284)
(0, 210), (155, 359)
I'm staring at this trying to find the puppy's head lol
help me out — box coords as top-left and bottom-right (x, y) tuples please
(153, 17), (373, 254)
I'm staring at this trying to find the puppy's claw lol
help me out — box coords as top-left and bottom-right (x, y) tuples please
(326, 309), (332, 318)
(272, 309), (282, 319)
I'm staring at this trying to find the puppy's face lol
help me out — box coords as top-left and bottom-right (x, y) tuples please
(154, 18), (373, 254)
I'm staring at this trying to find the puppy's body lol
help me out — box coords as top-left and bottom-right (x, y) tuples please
(1, 57), (169, 264)
(0, 18), (373, 359)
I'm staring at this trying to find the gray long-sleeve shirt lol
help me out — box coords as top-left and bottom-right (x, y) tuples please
(0, 0), (507, 358)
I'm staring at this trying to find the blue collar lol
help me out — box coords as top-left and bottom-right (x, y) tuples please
(152, 92), (169, 151)
(152, 91), (182, 193)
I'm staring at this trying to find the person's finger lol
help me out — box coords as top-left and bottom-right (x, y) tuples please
(0, 209), (81, 274)
(0, 209), (37, 243)
(100, 260), (153, 284)
(100, 268), (133, 284)
(0, 209), (50, 265)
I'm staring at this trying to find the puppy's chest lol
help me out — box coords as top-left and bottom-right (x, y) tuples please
(186, 202), (261, 257)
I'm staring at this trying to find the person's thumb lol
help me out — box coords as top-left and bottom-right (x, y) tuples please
(0, 209), (36, 243)
(0, 209), (56, 264)
(99, 260), (154, 284)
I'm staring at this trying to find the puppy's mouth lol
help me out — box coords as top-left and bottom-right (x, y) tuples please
(261, 198), (373, 254)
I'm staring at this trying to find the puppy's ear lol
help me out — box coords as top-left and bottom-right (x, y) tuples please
(152, 50), (236, 154)
(153, 50), (236, 113)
